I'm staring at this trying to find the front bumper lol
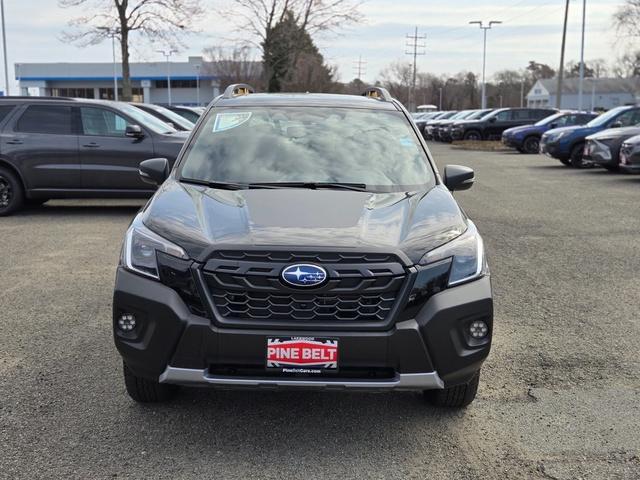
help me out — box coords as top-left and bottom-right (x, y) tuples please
(113, 268), (493, 391)
(502, 136), (522, 149)
(540, 138), (565, 159)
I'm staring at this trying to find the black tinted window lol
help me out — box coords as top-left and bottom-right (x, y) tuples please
(533, 109), (553, 120)
(0, 105), (16, 123)
(512, 110), (530, 121)
(16, 105), (73, 134)
(80, 107), (128, 136)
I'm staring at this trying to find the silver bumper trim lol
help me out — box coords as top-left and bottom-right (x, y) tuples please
(159, 367), (444, 391)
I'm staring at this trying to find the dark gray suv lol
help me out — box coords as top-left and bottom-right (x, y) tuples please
(0, 97), (189, 216)
(113, 85), (493, 408)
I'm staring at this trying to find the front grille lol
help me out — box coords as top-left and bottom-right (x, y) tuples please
(202, 250), (407, 325)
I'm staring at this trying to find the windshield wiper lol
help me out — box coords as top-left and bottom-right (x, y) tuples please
(249, 182), (368, 192)
(180, 178), (279, 190)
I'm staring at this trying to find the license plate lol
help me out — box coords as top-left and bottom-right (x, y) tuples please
(266, 337), (338, 374)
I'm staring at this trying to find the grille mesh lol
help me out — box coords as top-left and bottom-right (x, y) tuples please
(202, 251), (406, 324)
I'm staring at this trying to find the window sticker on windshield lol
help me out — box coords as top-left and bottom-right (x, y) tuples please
(213, 112), (252, 132)
(399, 137), (415, 147)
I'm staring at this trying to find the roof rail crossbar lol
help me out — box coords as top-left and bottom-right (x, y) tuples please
(222, 84), (256, 99)
(361, 87), (393, 102)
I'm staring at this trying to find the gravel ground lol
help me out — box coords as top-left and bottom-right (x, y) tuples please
(1, 144), (639, 479)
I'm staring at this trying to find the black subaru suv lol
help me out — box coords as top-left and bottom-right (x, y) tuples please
(451, 107), (557, 141)
(114, 85), (493, 408)
(0, 97), (188, 216)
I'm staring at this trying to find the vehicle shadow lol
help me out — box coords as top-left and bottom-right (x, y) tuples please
(119, 387), (469, 465)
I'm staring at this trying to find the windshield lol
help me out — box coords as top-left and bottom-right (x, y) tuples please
(467, 109), (491, 120)
(587, 107), (626, 127)
(535, 112), (565, 126)
(179, 106), (434, 192)
(148, 105), (195, 130)
(116, 103), (177, 134)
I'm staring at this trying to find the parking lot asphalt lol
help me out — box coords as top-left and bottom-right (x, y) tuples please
(1, 144), (639, 479)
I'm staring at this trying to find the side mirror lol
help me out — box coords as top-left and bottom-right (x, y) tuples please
(139, 158), (170, 185)
(125, 124), (145, 138)
(488, 117), (497, 123)
(549, 122), (558, 129)
(444, 165), (475, 192)
(610, 121), (623, 129)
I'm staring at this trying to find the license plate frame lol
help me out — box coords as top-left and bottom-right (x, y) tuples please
(266, 337), (339, 374)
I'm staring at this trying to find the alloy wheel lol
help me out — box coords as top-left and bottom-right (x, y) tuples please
(0, 175), (12, 208)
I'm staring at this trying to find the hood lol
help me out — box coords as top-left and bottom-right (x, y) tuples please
(543, 125), (589, 137)
(503, 124), (537, 136)
(587, 126), (640, 141)
(456, 119), (483, 127)
(142, 180), (468, 265)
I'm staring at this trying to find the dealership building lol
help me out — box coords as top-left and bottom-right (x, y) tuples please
(15, 56), (219, 106)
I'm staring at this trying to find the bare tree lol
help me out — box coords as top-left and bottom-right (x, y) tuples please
(219, 0), (363, 46)
(203, 46), (263, 91)
(613, 1), (640, 43)
(59, 0), (204, 100)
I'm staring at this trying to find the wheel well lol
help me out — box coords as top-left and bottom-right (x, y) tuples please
(0, 159), (26, 192)
(464, 129), (482, 138)
(570, 141), (585, 155)
(524, 134), (541, 141)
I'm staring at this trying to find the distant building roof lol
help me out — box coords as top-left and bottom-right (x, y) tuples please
(537, 77), (640, 95)
(15, 56), (216, 81)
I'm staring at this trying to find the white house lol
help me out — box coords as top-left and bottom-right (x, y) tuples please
(526, 78), (640, 110)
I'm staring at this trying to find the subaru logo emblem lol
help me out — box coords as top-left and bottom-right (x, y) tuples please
(281, 264), (327, 288)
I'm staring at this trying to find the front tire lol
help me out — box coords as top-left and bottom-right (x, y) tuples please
(523, 136), (541, 154)
(123, 362), (177, 403)
(424, 371), (480, 408)
(0, 167), (24, 216)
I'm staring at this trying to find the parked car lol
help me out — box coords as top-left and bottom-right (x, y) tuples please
(619, 134), (640, 173)
(424, 111), (457, 139)
(440, 109), (493, 143)
(451, 108), (557, 141)
(130, 103), (195, 131)
(113, 85), (493, 408)
(583, 125), (640, 171)
(413, 111), (442, 134)
(432, 110), (476, 141)
(0, 97), (189, 216)
(167, 106), (204, 124)
(540, 105), (640, 167)
(502, 111), (597, 154)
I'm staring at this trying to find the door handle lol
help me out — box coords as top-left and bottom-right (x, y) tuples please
(6, 139), (23, 145)
(82, 142), (100, 148)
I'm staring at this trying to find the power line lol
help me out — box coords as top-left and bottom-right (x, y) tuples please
(405, 26), (426, 112)
(353, 55), (367, 80)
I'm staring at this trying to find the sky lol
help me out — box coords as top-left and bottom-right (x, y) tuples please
(1, 0), (632, 92)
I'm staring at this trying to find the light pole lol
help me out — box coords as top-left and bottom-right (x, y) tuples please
(157, 49), (177, 106)
(438, 87), (443, 110)
(195, 63), (201, 106)
(1, 0), (9, 96)
(98, 27), (119, 101)
(578, 0), (587, 111)
(470, 20), (502, 109)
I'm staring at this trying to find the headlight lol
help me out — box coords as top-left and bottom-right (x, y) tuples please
(121, 214), (188, 280)
(419, 221), (487, 286)
(551, 131), (570, 141)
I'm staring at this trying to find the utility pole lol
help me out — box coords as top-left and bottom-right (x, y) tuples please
(1, 0), (9, 96)
(195, 63), (201, 106)
(578, 0), (587, 111)
(97, 27), (120, 101)
(405, 27), (426, 112)
(157, 49), (177, 106)
(439, 87), (443, 110)
(470, 20), (502, 109)
(520, 79), (525, 107)
(353, 55), (367, 81)
(556, 0), (570, 109)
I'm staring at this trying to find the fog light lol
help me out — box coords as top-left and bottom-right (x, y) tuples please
(469, 320), (489, 339)
(117, 313), (137, 332)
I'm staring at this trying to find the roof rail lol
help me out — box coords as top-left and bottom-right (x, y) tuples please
(222, 84), (255, 99)
(361, 86), (393, 102)
(0, 96), (75, 101)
